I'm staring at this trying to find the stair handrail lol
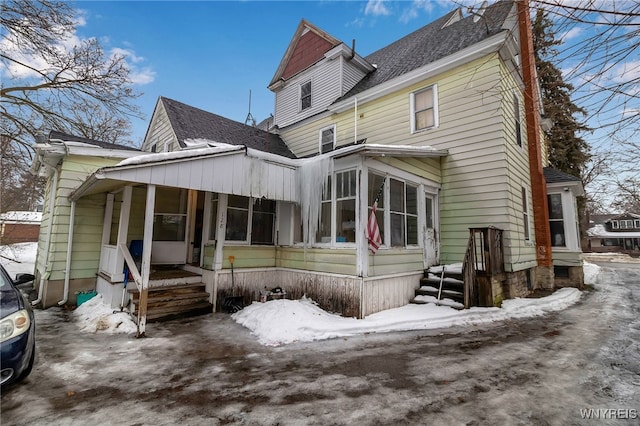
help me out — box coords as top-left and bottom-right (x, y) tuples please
(118, 243), (142, 292)
(462, 233), (477, 308)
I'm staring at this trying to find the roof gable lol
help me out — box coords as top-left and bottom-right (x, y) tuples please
(269, 20), (341, 87)
(337, 0), (515, 102)
(159, 97), (296, 158)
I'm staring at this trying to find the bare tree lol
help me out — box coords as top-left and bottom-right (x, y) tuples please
(0, 0), (144, 212)
(0, 0), (142, 151)
(530, 0), (640, 211)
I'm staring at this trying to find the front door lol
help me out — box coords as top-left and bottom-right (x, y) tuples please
(423, 194), (438, 267)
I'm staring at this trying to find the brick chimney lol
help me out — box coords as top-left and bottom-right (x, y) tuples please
(517, 0), (554, 288)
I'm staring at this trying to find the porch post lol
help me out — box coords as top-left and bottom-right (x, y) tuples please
(101, 193), (114, 247)
(115, 186), (132, 282)
(137, 184), (155, 337)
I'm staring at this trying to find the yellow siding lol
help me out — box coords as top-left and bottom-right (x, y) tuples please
(281, 54), (537, 270)
(46, 156), (121, 281)
(368, 248), (424, 276)
(276, 247), (357, 275)
(222, 246), (277, 269)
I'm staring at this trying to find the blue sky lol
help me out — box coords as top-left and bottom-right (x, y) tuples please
(73, 0), (457, 145)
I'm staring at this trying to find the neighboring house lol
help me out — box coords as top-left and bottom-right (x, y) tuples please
(31, 0), (584, 336)
(0, 211), (42, 244)
(586, 212), (640, 256)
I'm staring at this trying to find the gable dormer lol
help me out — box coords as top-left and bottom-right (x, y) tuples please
(269, 20), (375, 129)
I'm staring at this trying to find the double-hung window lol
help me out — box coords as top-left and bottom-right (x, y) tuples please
(411, 85), (438, 132)
(548, 193), (565, 247)
(301, 81), (311, 111)
(320, 125), (336, 154)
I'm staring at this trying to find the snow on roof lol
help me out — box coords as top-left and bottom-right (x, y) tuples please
(586, 224), (640, 238)
(115, 144), (245, 167)
(0, 211), (42, 223)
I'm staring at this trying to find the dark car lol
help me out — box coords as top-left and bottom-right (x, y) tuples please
(0, 265), (36, 389)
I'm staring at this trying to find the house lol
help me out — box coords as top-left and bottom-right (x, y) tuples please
(29, 131), (140, 308)
(586, 212), (640, 256)
(0, 211), (42, 244)
(31, 0), (584, 336)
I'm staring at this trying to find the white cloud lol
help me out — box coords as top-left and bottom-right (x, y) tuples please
(559, 26), (584, 42)
(365, 0), (391, 16)
(0, 13), (154, 86)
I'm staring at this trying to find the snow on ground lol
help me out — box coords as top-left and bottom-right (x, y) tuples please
(1, 242), (603, 346)
(0, 241), (37, 278)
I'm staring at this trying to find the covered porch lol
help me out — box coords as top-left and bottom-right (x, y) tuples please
(71, 144), (447, 335)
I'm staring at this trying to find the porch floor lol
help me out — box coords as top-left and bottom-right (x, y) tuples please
(149, 266), (200, 281)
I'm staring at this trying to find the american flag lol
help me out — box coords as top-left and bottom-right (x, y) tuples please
(367, 201), (382, 254)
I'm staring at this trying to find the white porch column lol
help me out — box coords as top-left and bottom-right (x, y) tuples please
(101, 193), (114, 247)
(137, 184), (155, 337)
(115, 186), (133, 282)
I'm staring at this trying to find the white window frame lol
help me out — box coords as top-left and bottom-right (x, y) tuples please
(514, 91), (523, 148)
(300, 80), (312, 111)
(522, 185), (531, 241)
(224, 195), (276, 245)
(612, 220), (619, 229)
(410, 84), (439, 133)
(635, 219), (640, 228)
(319, 124), (336, 154)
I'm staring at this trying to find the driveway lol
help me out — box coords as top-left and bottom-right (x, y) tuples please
(2, 262), (639, 425)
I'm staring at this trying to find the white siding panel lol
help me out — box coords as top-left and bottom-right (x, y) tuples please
(275, 59), (342, 128)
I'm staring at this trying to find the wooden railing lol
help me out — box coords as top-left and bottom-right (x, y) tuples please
(118, 243), (147, 337)
(462, 227), (504, 308)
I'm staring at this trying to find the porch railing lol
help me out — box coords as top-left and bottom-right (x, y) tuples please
(118, 243), (147, 337)
(462, 227), (504, 308)
(99, 244), (119, 278)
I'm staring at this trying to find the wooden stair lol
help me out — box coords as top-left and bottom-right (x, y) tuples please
(411, 266), (465, 310)
(128, 283), (212, 322)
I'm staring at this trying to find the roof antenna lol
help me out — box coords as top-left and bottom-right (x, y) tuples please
(245, 90), (256, 127)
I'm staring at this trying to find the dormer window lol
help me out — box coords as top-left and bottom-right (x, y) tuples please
(410, 85), (438, 133)
(301, 81), (311, 111)
(320, 125), (336, 153)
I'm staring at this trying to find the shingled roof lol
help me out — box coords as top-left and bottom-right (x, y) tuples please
(48, 130), (140, 151)
(160, 97), (295, 159)
(543, 167), (582, 184)
(338, 0), (515, 102)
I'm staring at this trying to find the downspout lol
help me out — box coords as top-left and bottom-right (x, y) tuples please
(32, 166), (58, 306)
(58, 199), (76, 306)
(354, 97), (358, 144)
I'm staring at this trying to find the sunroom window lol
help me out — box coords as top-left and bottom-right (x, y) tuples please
(225, 195), (276, 245)
(335, 170), (357, 243)
(390, 179), (418, 246)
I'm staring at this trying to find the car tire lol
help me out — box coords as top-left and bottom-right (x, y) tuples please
(16, 343), (35, 383)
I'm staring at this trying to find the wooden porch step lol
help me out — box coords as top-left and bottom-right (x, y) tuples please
(129, 282), (211, 323)
(143, 302), (212, 322)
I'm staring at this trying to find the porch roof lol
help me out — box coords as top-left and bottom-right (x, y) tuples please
(69, 143), (447, 201)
